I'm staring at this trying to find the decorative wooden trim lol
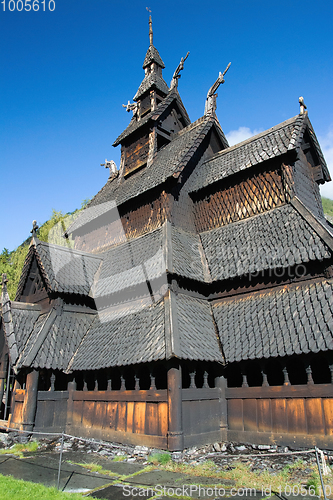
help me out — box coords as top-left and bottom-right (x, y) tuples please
(37, 391), (69, 401)
(226, 383), (333, 399)
(72, 389), (168, 402)
(182, 388), (220, 401)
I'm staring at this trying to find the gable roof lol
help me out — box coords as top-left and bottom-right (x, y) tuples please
(212, 279), (333, 363)
(133, 72), (169, 101)
(68, 115), (220, 236)
(143, 44), (165, 69)
(188, 113), (329, 194)
(113, 89), (190, 146)
(16, 238), (102, 299)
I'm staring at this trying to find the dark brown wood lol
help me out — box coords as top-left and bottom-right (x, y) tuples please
(167, 360), (183, 450)
(226, 383), (333, 399)
(193, 166), (286, 233)
(21, 370), (39, 432)
(72, 389), (167, 402)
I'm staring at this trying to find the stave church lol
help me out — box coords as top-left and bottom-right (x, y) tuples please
(1, 17), (333, 450)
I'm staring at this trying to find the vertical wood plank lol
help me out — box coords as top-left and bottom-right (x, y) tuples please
(146, 403), (158, 436)
(94, 402), (106, 431)
(257, 399), (272, 433)
(117, 402), (127, 432)
(72, 400), (83, 427)
(134, 402), (146, 434)
(287, 399), (307, 434)
(127, 402), (135, 433)
(243, 399), (258, 431)
(158, 402), (168, 436)
(306, 399), (325, 435)
(227, 399), (244, 431)
(322, 399), (333, 435)
(108, 402), (118, 430)
(271, 399), (288, 433)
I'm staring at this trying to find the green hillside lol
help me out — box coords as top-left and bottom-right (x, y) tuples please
(1, 197), (333, 300)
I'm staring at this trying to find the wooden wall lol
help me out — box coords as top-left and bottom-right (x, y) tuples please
(123, 132), (150, 177)
(226, 384), (333, 449)
(74, 191), (172, 253)
(193, 167), (286, 232)
(67, 390), (168, 448)
(182, 388), (222, 447)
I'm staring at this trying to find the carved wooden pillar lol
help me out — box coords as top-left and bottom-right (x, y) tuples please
(167, 359), (183, 451)
(215, 373), (228, 441)
(50, 373), (55, 391)
(305, 361), (314, 385)
(203, 371), (209, 388)
(282, 366), (290, 386)
(120, 371), (126, 391)
(22, 370), (39, 432)
(149, 367), (156, 390)
(189, 371), (196, 389)
(66, 378), (76, 433)
(241, 365), (249, 388)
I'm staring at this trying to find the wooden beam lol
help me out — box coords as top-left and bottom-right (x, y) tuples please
(167, 359), (183, 450)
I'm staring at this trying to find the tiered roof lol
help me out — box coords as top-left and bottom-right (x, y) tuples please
(2, 23), (333, 376)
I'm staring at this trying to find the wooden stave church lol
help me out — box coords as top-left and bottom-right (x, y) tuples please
(1, 18), (333, 450)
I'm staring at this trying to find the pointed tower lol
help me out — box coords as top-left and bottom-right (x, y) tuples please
(134, 16), (169, 112)
(113, 16), (191, 178)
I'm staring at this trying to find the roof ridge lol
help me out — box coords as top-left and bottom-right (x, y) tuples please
(35, 239), (103, 259)
(200, 114), (302, 167)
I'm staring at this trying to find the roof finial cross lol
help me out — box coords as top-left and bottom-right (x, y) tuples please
(299, 96), (307, 115)
(31, 220), (39, 235)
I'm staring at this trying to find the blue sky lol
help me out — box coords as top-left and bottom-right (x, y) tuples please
(1, 0), (333, 251)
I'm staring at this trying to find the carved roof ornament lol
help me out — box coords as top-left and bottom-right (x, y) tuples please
(31, 220), (39, 236)
(299, 96), (307, 115)
(1, 273), (8, 293)
(170, 52), (190, 90)
(100, 159), (118, 180)
(204, 62), (231, 116)
(122, 100), (138, 116)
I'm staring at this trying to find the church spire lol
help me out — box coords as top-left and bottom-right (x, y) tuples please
(149, 15), (153, 46)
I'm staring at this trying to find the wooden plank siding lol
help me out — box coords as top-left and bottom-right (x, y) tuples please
(226, 384), (333, 449)
(67, 390), (169, 448)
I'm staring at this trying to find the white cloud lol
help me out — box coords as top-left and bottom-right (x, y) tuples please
(319, 127), (333, 200)
(226, 126), (263, 147)
(226, 126), (333, 201)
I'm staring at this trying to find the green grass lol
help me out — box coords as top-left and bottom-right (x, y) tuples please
(0, 473), (92, 500)
(149, 452), (171, 465)
(71, 461), (119, 477)
(0, 441), (39, 458)
(322, 197), (333, 217)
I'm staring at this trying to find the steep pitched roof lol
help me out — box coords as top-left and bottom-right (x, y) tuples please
(16, 238), (102, 299)
(16, 305), (96, 371)
(142, 44), (165, 69)
(212, 279), (333, 362)
(200, 204), (332, 282)
(188, 113), (329, 193)
(133, 72), (169, 101)
(68, 116), (218, 236)
(113, 89), (190, 146)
